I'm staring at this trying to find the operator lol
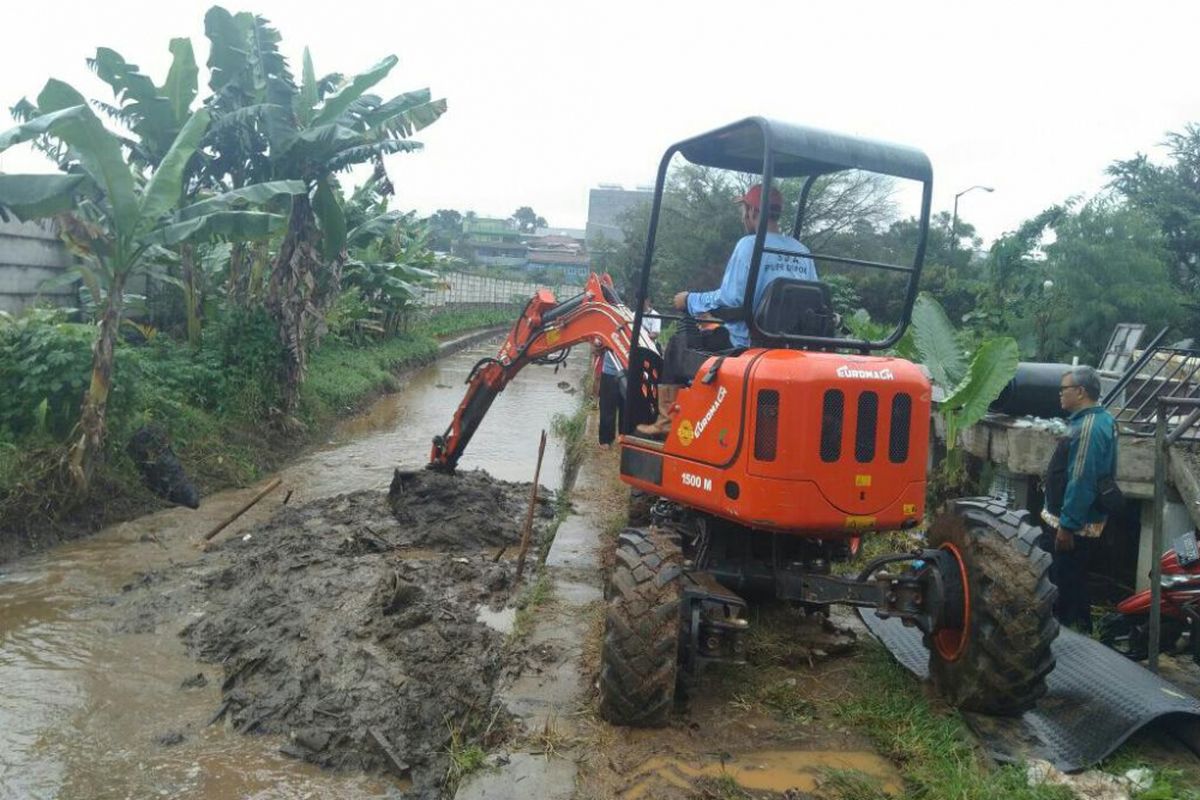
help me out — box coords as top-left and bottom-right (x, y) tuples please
(636, 184), (817, 437)
(1041, 365), (1119, 633)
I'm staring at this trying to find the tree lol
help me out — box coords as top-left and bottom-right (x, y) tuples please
(83, 40), (214, 344)
(1108, 124), (1200, 325)
(0, 86), (301, 493)
(1038, 197), (1183, 363)
(511, 206), (546, 233)
(199, 6), (447, 417)
(612, 164), (898, 307)
(425, 208), (462, 252)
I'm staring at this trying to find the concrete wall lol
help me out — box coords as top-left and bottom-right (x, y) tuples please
(0, 218), (74, 314)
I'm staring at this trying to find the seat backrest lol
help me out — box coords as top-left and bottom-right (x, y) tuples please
(752, 279), (835, 345)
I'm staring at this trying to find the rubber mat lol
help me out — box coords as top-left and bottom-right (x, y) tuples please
(860, 612), (1200, 772)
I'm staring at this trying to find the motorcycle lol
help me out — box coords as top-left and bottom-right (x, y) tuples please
(1098, 529), (1200, 664)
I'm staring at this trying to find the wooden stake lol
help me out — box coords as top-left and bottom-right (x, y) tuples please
(515, 430), (548, 580)
(201, 476), (283, 544)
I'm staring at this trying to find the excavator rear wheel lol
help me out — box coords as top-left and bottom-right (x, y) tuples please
(599, 528), (682, 727)
(926, 499), (1058, 716)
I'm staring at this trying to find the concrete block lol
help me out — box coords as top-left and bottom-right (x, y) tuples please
(455, 752), (577, 800)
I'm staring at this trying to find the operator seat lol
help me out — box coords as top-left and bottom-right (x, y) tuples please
(750, 279), (836, 348)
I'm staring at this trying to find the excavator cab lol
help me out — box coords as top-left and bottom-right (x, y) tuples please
(622, 116), (931, 382)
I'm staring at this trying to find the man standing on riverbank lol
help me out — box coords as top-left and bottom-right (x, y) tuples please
(1041, 365), (1118, 632)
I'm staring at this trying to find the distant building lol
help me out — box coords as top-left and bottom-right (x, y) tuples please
(533, 226), (587, 243)
(586, 185), (652, 246)
(526, 232), (590, 282)
(460, 217), (527, 267)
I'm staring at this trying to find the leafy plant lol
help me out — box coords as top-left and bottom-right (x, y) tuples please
(939, 337), (1020, 446)
(911, 292), (967, 388)
(909, 293), (1019, 451)
(0, 77), (304, 492)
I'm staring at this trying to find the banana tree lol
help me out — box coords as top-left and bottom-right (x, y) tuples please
(0, 81), (303, 493)
(201, 5), (447, 414)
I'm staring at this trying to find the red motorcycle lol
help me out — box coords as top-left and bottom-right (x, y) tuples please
(1098, 529), (1200, 664)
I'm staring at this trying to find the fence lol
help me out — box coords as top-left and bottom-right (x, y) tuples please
(417, 271), (584, 309)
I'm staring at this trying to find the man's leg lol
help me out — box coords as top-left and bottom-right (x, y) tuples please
(598, 373), (618, 445)
(1052, 537), (1092, 632)
(636, 332), (688, 437)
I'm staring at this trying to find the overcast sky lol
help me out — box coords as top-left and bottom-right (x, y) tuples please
(1, 0), (1197, 243)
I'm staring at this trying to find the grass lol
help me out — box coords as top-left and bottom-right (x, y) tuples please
(419, 306), (517, 338)
(828, 644), (1074, 800)
(510, 569), (554, 642)
(816, 769), (891, 800)
(1100, 738), (1200, 800)
(301, 333), (439, 421)
(551, 399), (592, 490)
(445, 717), (490, 791)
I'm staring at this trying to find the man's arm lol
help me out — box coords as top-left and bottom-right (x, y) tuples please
(1059, 414), (1113, 530)
(684, 238), (750, 316)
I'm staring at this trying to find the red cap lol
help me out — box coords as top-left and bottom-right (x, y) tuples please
(736, 184), (783, 212)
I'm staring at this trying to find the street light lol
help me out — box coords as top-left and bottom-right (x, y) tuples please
(950, 185), (994, 253)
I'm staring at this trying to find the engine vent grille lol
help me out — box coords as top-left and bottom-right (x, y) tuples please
(820, 390), (844, 462)
(856, 391), (879, 463)
(890, 393), (912, 463)
(754, 390), (780, 461)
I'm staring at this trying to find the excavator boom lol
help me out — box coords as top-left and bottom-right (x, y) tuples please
(428, 273), (657, 471)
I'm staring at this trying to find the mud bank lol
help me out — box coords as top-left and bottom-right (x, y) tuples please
(0, 325), (507, 566)
(118, 470), (555, 799)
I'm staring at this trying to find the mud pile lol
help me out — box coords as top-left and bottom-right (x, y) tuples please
(123, 469), (554, 799)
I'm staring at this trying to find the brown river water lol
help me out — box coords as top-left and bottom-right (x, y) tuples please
(0, 340), (585, 800)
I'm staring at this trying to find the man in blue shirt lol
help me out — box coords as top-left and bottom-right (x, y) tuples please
(1041, 365), (1118, 632)
(674, 184), (818, 348)
(636, 184), (816, 437)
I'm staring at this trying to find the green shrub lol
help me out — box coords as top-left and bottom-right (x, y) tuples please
(0, 308), (94, 439)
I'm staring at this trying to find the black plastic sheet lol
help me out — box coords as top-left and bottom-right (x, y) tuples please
(860, 612), (1200, 772)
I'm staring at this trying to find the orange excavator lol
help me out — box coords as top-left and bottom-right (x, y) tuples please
(429, 118), (1057, 727)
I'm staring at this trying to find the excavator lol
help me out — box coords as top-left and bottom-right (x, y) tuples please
(429, 117), (1058, 727)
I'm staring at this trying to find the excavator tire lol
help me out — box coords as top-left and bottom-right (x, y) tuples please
(628, 489), (655, 526)
(599, 528), (682, 727)
(926, 498), (1059, 716)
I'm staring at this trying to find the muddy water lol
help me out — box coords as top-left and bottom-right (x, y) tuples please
(0, 340), (585, 800)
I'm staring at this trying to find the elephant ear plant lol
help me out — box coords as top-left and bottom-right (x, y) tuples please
(909, 292), (1019, 499)
(0, 81), (303, 495)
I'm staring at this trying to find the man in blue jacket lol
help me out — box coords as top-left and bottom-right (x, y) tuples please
(1041, 365), (1118, 632)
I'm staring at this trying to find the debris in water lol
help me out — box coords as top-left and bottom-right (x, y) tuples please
(127, 424), (201, 509)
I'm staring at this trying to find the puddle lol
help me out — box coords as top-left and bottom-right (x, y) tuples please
(476, 605), (518, 634)
(0, 340), (584, 800)
(621, 750), (904, 798)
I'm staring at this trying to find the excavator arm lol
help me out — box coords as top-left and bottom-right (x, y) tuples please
(428, 273), (660, 472)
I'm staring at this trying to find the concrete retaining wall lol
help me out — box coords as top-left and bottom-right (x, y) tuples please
(0, 219), (74, 314)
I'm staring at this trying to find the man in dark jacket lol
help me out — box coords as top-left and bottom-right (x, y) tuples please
(1041, 365), (1118, 632)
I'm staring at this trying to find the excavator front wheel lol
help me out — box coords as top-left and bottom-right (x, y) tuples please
(599, 528), (682, 727)
(926, 499), (1059, 716)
